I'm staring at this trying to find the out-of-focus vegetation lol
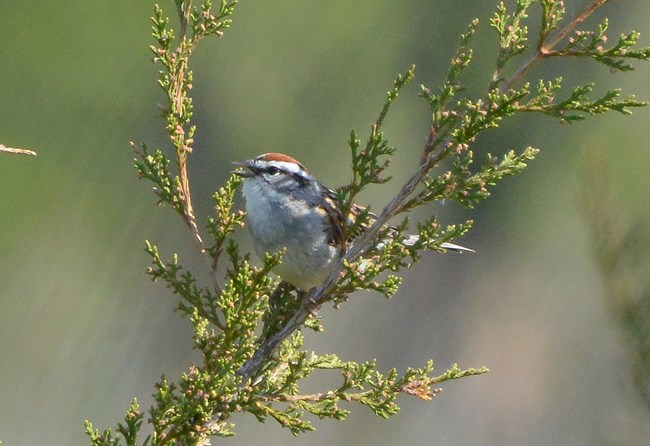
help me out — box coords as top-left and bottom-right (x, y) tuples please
(584, 153), (650, 411)
(1, 1), (649, 445)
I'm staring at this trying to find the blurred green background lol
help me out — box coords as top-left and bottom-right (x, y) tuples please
(1, 1), (649, 444)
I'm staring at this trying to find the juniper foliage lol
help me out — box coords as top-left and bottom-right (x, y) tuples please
(85, 1), (649, 445)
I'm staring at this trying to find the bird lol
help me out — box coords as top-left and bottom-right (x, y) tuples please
(234, 152), (472, 290)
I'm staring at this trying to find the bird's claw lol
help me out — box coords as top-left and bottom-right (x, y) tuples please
(301, 291), (320, 316)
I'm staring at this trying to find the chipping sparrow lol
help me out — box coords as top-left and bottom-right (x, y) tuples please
(234, 153), (472, 290)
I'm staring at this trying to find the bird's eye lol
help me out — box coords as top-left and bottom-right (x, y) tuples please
(267, 166), (280, 175)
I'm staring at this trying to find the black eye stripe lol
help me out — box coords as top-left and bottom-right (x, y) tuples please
(256, 163), (310, 187)
(293, 172), (309, 187)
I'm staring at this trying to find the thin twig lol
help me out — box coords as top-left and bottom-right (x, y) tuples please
(173, 1), (202, 248)
(500, 0), (612, 92)
(543, 0), (611, 52)
(178, 0), (193, 41)
(167, 1), (227, 295)
(0, 144), (37, 156)
(262, 377), (441, 404)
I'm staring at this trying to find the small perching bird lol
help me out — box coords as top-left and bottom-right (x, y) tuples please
(234, 152), (473, 290)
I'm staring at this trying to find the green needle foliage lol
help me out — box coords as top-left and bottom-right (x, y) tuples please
(86, 1), (649, 445)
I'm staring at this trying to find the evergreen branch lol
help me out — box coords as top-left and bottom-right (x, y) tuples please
(206, 174), (247, 290)
(337, 66), (416, 247)
(144, 241), (225, 329)
(420, 19), (478, 155)
(539, 0), (566, 43)
(521, 83), (647, 121)
(550, 25), (650, 71)
(266, 362), (488, 407)
(404, 147), (539, 210)
(543, 0), (611, 53)
(89, 0), (650, 444)
(133, 142), (185, 217)
(491, 0), (533, 87)
(501, 0), (619, 92)
(251, 338), (487, 431)
(237, 0), (649, 383)
(151, 4), (200, 247)
(142, 0), (239, 294)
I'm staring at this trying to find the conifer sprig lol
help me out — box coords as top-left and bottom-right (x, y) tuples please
(87, 1), (649, 444)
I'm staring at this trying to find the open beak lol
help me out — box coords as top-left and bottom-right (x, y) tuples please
(232, 160), (255, 178)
